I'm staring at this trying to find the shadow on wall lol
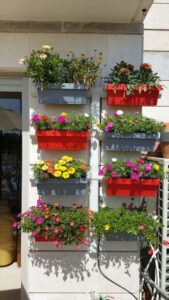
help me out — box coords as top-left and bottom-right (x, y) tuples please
(28, 240), (139, 281)
(0, 289), (21, 300)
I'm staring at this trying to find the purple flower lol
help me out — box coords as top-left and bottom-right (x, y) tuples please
(25, 211), (31, 216)
(37, 198), (42, 207)
(144, 164), (151, 172)
(104, 122), (113, 132)
(57, 116), (67, 123)
(32, 114), (40, 123)
(51, 217), (56, 222)
(132, 165), (139, 172)
(31, 216), (37, 222)
(105, 126), (111, 132)
(111, 172), (118, 178)
(37, 217), (43, 225)
(106, 164), (112, 171)
(17, 213), (22, 218)
(125, 161), (132, 168)
(12, 222), (18, 229)
(98, 167), (105, 176)
(113, 112), (118, 117)
(32, 230), (38, 237)
(130, 172), (139, 180)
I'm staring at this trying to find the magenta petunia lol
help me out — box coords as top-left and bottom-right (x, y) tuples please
(132, 165), (139, 172)
(111, 172), (118, 178)
(12, 221), (18, 229)
(32, 114), (40, 123)
(130, 172), (138, 180)
(144, 164), (151, 172)
(37, 198), (42, 207)
(125, 161), (132, 168)
(104, 126), (111, 132)
(106, 164), (112, 170)
(25, 211), (31, 216)
(31, 216), (37, 222)
(32, 230), (38, 237)
(37, 217), (43, 225)
(113, 112), (118, 117)
(57, 116), (67, 123)
(140, 172), (145, 178)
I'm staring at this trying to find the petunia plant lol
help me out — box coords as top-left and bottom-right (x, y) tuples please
(98, 159), (163, 180)
(13, 199), (93, 247)
(31, 112), (92, 132)
(32, 156), (88, 180)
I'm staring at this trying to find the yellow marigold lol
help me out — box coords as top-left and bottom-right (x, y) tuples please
(62, 172), (70, 179)
(61, 112), (68, 116)
(37, 160), (44, 165)
(66, 156), (73, 162)
(62, 155), (69, 161)
(58, 159), (66, 165)
(95, 121), (100, 126)
(54, 171), (62, 177)
(104, 224), (110, 231)
(41, 165), (48, 171)
(68, 167), (75, 174)
(154, 164), (160, 171)
(60, 166), (67, 171)
(54, 164), (60, 170)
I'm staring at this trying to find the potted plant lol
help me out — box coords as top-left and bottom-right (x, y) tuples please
(13, 199), (92, 247)
(100, 110), (162, 151)
(32, 156), (88, 195)
(92, 207), (161, 246)
(21, 46), (103, 104)
(160, 122), (169, 158)
(105, 61), (162, 106)
(98, 159), (163, 197)
(31, 112), (92, 150)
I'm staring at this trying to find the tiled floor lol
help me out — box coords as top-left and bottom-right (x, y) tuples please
(0, 263), (21, 300)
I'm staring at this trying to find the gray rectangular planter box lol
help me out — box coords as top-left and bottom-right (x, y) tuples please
(36, 83), (88, 104)
(36, 178), (88, 196)
(106, 232), (143, 241)
(104, 132), (160, 151)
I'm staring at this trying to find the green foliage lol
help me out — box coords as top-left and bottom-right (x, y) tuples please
(100, 113), (163, 134)
(107, 61), (161, 95)
(92, 207), (162, 246)
(23, 47), (103, 86)
(31, 112), (92, 131)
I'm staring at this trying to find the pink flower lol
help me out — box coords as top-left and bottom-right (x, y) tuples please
(70, 221), (75, 227)
(54, 228), (59, 234)
(32, 114), (40, 123)
(104, 122), (113, 132)
(125, 161), (132, 168)
(45, 226), (49, 231)
(111, 172), (118, 178)
(130, 172), (138, 180)
(12, 221), (18, 229)
(37, 217), (43, 225)
(162, 240), (169, 246)
(147, 249), (155, 255)
(76, 244), (80, 250)
(132, 165), (139, 172)
(57, 116), (67, 123)
(25, 211), (31, 216)
(52, 217), (56, 222)
(17, 213), (22, 218)
(32, 230), (38, 237)
(82, 240), (89, 246)
(54, 240), (61, 248)
(138, 225), (145, 231)
(144, 164), (151, 172)
(140, 172), (145, 178)
(37, 198), (42, 207)
(106, 164), (112, 170)
(113, 112), (118, 117)
(31, 216), (37, 222)
(98, 167), (105, 176)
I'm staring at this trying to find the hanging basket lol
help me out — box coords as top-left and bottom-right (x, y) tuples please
(36, 178), (88, 196)
(35, 130), (89, 150)
(36, 83), (88, 105)
(106, 84), (162, 106)
(104, 132), (160, 152)
(105, 178), (160, 197)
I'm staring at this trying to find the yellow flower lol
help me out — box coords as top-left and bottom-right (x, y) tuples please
(58, 160), (66, 165)
(37, 160), (44, 165)
(41, 165), (48, 170)
(68, 167), (75, 174)
(62, 172), (70, 179)
(60, 166), (67, 171)
(61, 112), (68, 116)
(54, 171), (62, 177)
(95, 121), (100, 126)
(66, 156), (73, 162)
(104, 224), (110, 231)
(54, 164), (60, 170)
(154, 164), (160, 171)
(167, 168), (169, 173)
(62, 155), (69, 161)
(42, 45), (52, 50)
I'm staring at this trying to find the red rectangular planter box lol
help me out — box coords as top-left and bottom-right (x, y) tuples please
(105, 178), (160, 197)
(35, 130), (89, 150)
(106, 84), (162, 106)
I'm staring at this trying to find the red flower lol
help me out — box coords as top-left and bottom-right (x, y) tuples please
(147, 249), (155, 255)
(136, 159), (144, 164)
(79, 226), (87, 232)
(162, 240), (169, 246)
(42, 115), (48, 121)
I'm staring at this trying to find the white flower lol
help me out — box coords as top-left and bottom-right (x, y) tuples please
(84, 113), (89, 117)
(112, 158), (117, 162)
(42, 45), (52, 50)
(19, 57), (26, 64)
(101, 110), (107, 119)
(39, 54), (47, 60)
(100, 202), (107, 208)
(116, 110), (123, 116)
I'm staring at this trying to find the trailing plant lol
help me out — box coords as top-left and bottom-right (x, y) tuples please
(92, 207), (162, 246)
(32, 156), (88, 180)
(98, 159), (163, 180)
(106, 61), (162, 95)
(31, 112), (92, 131)
(20, 46), (103, 87)
(100, 110), (163, 134)
(12, 200), (93, 247)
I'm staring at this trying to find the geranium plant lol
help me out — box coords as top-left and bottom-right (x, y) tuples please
(92, 207), (162, 246)
(21, 46), (103, 87)
(100, 111), (163, 134)
(33, 156), (88, 180)
(107, 61), (162, 95)
(13, 199), (93, 247)
(31, 112), (92, 131)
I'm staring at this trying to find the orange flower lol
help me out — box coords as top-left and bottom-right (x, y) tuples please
(55, 217), (60, 223)
(80, 165), (87, 171)
(86, 215), (93, 220)
(140, 63), (151, 70)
